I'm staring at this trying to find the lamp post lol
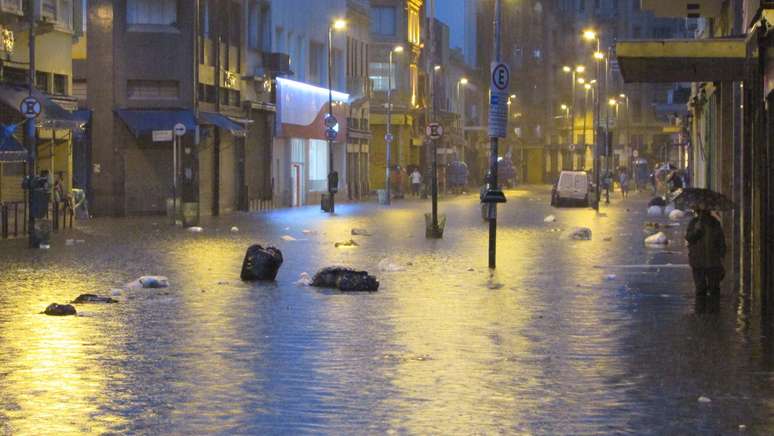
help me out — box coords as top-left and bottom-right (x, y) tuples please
(457, 77), (468, 163)
(619, 93), (631, 169)
(324, 19), (346, 214)
(385, 45), (403, 205)
(583, 29), (603, 211)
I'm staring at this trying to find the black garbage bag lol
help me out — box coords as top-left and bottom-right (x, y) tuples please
(241, 244), (284, 281)
(648, 196), (667, 207)
(43, 303), (77, 316)
(311, 267), (379, 292)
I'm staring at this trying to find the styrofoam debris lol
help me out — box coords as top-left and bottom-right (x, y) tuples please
(302, 229), (316, 235)
(668, 209), (686, 221)
(187, 226), (204, 233)
(110, 288), (123, 297)
(543, 214), (556, 223)
(605, 274), (617, 281)
(281, 235), (297, 241)
(230, 226), (239, 233)
(644, 232), (669, 246)
(647, 206), (663, 217)
(294, 272), (312, 286)
(698, 396), (712, 403)
(39, 244), (50, 250)
(126, 275), (169, 289)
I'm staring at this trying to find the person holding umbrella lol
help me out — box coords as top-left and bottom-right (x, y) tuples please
(677, 188), (734, 298)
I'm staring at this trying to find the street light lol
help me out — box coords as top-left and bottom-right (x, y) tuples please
(325, 18), (347, 213)
(578, 77), (586, 85)
(594, 51), (605, 60)
(457, 77), (468, 163)
(384, 44), (403, 205)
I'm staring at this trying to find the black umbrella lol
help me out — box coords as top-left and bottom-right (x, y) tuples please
(673, 188), (735, 211)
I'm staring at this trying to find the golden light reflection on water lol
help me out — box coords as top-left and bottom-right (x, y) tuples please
(0, 270), (122, 435)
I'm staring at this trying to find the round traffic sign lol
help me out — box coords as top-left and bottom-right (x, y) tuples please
(173, 123), (187, 136)
(19, 97), (41, 119)
(325, 127), (337, 141)
(324, 114), (338, 129)
(384, 133), (394, 143)
(491, 63), (510, 91)
(633, 150), (639, 158)
(426, 122), (443, 139)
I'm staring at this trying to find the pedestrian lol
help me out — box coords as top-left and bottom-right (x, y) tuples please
(650, 168), (657, 194)
(410, 168), (422, 197)
(685, 209), (726, 297)
(619, 169), (629, 199)
(667, 170), (683, 192)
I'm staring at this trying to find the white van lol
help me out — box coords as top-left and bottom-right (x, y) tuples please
(551, 171), (590, 207)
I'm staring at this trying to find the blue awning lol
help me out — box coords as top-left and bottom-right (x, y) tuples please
(0, 83), (77, 126)
(115, 109), (197, 138)
(0, 133), (27, 163)
(199, 112), (247, 137)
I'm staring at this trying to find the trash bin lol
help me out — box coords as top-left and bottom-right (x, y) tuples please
(182, 202), (199, 228)
(377, 189), (388, 205)
(321, 193), (332, 212)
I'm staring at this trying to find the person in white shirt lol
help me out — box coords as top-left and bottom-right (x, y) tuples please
(410, 169), (422, 197)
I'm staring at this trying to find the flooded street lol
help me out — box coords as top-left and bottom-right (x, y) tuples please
(1, 186), (772, 434)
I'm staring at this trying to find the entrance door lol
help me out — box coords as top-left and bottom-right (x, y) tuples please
(291, 164), (302, 207)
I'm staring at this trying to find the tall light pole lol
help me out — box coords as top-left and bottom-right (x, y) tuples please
(385, 45), (403, 205)
(619, 93), (631, 169)
(584, 29), (603, 210)
(25, 0), (37, 247)
(325, 18), (347, 214)
(457, 77), (468, 163)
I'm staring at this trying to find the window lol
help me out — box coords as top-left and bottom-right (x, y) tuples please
(127, 0), (177, 26)
(308, 139), (329, 192)
(41, 0), (72, 28)
(198, 83), (216, 103)
(309, 41), (324, 86)
(229, 2), (240, 45)
(408, 7), (420, 45)
(368, 62), (394, 91)
(410, 64), (418, 107)
(248, 2), (270, 51)
(370, 6), (396, 36)
(35, 72), (49, 92)
(1, 0), (22, 14)
(4, 67), (26, 84)
(41, 0), (56, 19)
(127, 80), (179, 99)
(72, 79), (87, 101)
(53, 74), (67, 95)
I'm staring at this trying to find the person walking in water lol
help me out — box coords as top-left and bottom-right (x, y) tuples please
(685, 209), (726, 297)
(619, 169), (629, 199)
(410, 168), (422, 197)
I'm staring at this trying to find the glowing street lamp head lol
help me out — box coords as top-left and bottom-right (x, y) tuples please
(393, 45), (404, 53)
(560, 104), (568, 110)
(577, 77), (586, 84)
(562, 66), (571, 73)
(576, 65), (586, 73)
(584, 83), (591, 90)
(332, 19), (347, 31)
(583, 29), (597, 41)
(434, 65), (441, 71)
(619, 93), (626, 98)
(510, 94), (516, 99)
(594, 51), (605, 60)
(609, 98), (618, 106)
(459, 77), (468, 85)
(590, 79), (597, 84)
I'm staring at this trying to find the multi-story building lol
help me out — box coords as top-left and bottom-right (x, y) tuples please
(368, 0), (424, 193)
(0, 1), (84, 206)
(85, 0), (277, 217)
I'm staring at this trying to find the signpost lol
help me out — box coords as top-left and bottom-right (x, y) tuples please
(19, 96), (40, 119)
(171, 123), (186, 225)
(483, 0), (508, 269)
(21, 95), (40, 247)
(426, 122), (443, 140)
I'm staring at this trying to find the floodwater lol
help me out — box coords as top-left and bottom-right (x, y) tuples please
(0, 186), (772, 434)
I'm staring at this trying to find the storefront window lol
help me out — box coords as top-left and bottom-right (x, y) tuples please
(308, 139), (328, 192)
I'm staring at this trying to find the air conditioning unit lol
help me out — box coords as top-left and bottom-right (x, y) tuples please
(262, 52), (292, 75)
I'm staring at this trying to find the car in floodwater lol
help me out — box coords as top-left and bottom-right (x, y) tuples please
(551, 171), (591, 207)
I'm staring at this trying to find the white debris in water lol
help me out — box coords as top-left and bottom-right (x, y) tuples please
(187, 226), (204, 233)
(230, 226), (239, 233)
(564, 227), (592, 240)
(647, 206), (663, 217)
(39, 244), (50, 250)
(378, 258), (406, 272)
(605, 274), (617, 281)
(668, 209), (686, 221)
(351, 228), (372, 236)
(294, 272), (312, 286)
(65, 239), (75, 246)
(281, 235), (297, 241)
(543, 214), (556, 223)
(698, 396), (712, 403)
(739, 424), (747, 431)
(644, 232), (669, 246)
(110, 288), (123, 297)
(302, 229), (316, 235)
(126, 275), (169, 289)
